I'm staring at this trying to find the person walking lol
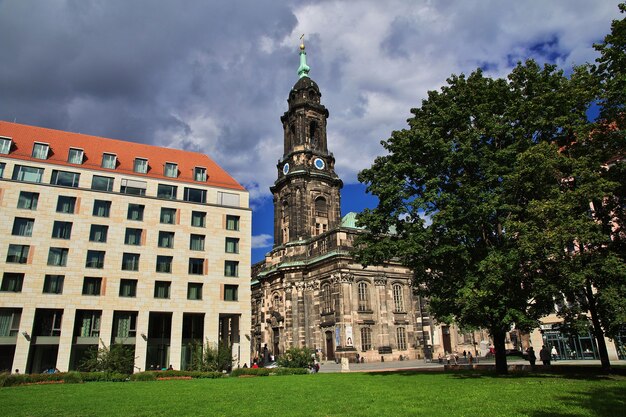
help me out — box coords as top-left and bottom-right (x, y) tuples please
(539, 345), (551, 366)
(551, 346), (558, 361)
(527, 347), (536, 367)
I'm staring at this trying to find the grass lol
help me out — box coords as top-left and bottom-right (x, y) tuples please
(0, 371), (624, 417)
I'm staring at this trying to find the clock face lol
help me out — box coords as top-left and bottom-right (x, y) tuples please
(314, 158), (325, 170)
(283, 163), (290, 175)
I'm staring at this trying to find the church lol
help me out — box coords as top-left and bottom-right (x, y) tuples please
(250, 42), (435, 363)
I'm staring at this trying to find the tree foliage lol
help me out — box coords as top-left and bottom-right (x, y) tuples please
(186, 340), (233, 372)
(79, 343), (136, 374)
(277, 347), (315, 368)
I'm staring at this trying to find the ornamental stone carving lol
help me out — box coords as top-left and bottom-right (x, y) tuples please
(374, 275), (387, 286)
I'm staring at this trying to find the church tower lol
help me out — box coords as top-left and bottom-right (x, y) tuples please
(271, 41), (342, 247)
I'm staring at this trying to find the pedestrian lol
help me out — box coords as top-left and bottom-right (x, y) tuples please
(468, 352), (473, 364)
(551, 346), (558, 361)
(539, 345), (551, 365)
(463, 350), (467, 361)
(526, 347), (536, 367)
(438, 353), (443, 364)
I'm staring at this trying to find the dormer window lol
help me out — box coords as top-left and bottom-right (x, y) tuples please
(134, 158), (148, 174)
(32, 142), (49, 159)
(102, 153), (117, 169)
(68, 148), (84, 164)
(194, 167), (207, 182)
(164, 162), (178, 178)
(0, 137), (12, 154)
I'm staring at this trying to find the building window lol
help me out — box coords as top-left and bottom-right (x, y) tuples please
(396, 327), (407, 350)
(51, 221), (72, 239)
(32, 142), (49, 159)
(101, 153), (117, 169)
(43, 275), (64, 294)
(194, 167), (207, 182)
(0, 162), (5, 177)
(164, 162), (178, 178)
(76, 310), (101, 337)
(361, 327), (372, 351)
(56, 196), (77, 213)
(0, 308), (21, 337)
(47, 247), (69, 266)
(92, 200), (111, 217)
(133, 158), (148, 174)
(322, 283), (332, 314)
(160, 208), (176, 224)
(119, 279), (137, 297)
(190, 234), (205, 251)
(224, 285), (238, 301)
(125, 228), (143, 245)
(68, 148), (84, 164)
(89, 225), (108, 243)
(393, 284), (405, 312)
(217, 192), (240, 207)
(12, 217), (34, 237)
(127, 203), (144, 221)
(113, 311), (137, 338)
(225, 237), (239, 254)
(188, 258), (204, 275)
(85, 250), (105, 269)
(17, 191), (39, 210)
(187, 283), (202, 300)
(191, 211), (206, 227)
(120, 179), (147, 196)
(0, 137), (12, 154)
(224, 260), (239, 277)
(122, 253), (140, 271)
(12, 165), (43, 183)
(6, 244), (29, 264)
(184, 187), (207, 203)
(226, 215), (240, 231)
(1, 273), (24, 292)
(157, 184), (178, 199)
(91, 175), (114, 192)
(154, 281), (171, 299)
(82, 277), (102, 296)
(156, 255), (173, 273)
(358, 282), (371, 312)
(51, 170), (80, 187)
(158, 231), (175, 248)
(34, 310), (63, 337)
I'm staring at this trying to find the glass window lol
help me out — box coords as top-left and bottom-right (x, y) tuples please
(91, 175), (114, 191)
(188, 258), (204, 275)
(76, 310), (101, 337)
(92, 200), (111, 217)
(191, 211), (206, 227)
(154, 281), (171, 299)
(51, 170), (80, 187)
(121, 179), (147, 196)
(217, 192), (240, 207)
(224, 285), (238, 301)
(17, 191), (39, 210)
(122, 253), (140, 271)
(160, 208), (176, 224)
(68, 148), (83, 164)
(51, 221), (72, 239)
(102, 153), (117, 169)
(393, 284), (405, 312)
(164, 162), (178, 178)
(358, 282), (371, 311)
(6, 244), (29, 263)
(187, 283), (202, 300)
(322, 283), (332, 314)
(86, 250), (105, 269)
(89, 225), (108, 243)
(224, 260), (239, 277)
(396, 327), (407, 350)
(113, 312), (137, 338)
(194, 167), (207, 182)
(1, 273), (24, 292)
(32, 142), (49, 159)
(190, 234), (205, 251)
(158, 231), (174, 248)
(47, 247), (69, 266)
(0, 137), (11, 154)
(125, 228), (143, 246)
(127, 204), (144, 221)
(12, 165), (44, 183)
(56, 196), (77, 213)
(133, 158), (148, 174)
(226, 215), (240, 231)
(0, 308), (22, 336)
(157, 184), (178, 199)
(43, 275), (64, 294)
(119, 279), (137, 297)
(82, 277), (102, 296)
(225, 237), (239, 254)
(184, 187), (206, 203)
(0, 162), (5, 178)
(156, 255), (173, 273)
(361, 327), (372, 351)
(12, 217), (34, 236)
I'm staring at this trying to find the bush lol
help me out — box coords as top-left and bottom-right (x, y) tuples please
(231, 368), (271, 377)
(79, 372), (129, 382)
(277, 347), (315, 368)
(80, 343), (136, 374)
(1, 372), (66, 387)
(130, 372), (157, 382)
(273, 367), (309, 376)
(0, 373), (8, 387)
(62, 372), (83, 384)
(152, 370), (223, 379)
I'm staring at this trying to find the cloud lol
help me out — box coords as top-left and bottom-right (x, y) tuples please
(252, 234), (274, 249)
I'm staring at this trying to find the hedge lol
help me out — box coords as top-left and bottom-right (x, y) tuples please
(231, 367), (309, 377)
(130, 370), (224, 382)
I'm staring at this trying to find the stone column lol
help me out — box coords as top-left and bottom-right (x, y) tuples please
(134, 310), (150, 372)
(12, 306), (35, 373)
(56, 307), (76, 372)
(169, 310), (183, 370)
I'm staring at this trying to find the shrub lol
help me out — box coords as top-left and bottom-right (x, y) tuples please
(277, 347), (315, 368)
(79, 372), (129, 382)
(273, 367), (309, 376)
(0, 373), (8, 387)
(231, 368), (271, 377)
(184, 340), (233, 372)
(130, 372), (157, 382)
(63, 372), (83, 384)
(79, 343), (136, 374)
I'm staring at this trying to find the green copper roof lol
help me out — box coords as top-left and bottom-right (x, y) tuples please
(298, 43), (310, 79)
(341, 212), (363, 229)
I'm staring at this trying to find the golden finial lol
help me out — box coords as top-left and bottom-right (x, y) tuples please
(300, 33), (305, 50)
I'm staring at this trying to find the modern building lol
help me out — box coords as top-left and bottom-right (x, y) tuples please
(0, 121), (251, 373)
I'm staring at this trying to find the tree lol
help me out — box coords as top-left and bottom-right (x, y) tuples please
(185, 340), (233, 372)
(80, 343), (136, 374)
(277, 347), (315, 368)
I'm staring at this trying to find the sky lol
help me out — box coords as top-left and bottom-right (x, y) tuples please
(0, 0), (622, 263)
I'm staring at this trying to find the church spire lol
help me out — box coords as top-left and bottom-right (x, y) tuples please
(297, 35), (310, 78)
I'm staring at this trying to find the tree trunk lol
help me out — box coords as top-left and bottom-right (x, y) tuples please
(585, 278), (611, 371)
(492, 328), (508, 375)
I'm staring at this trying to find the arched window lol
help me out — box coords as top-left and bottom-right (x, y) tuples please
(393, 284), (404, 312)
(315, 197), (327, 217)
(322, 283), (332, 314)
(273, 294), (281, 309)
(360, 327), (372, 351)
(358, 282), (370, 311)
(396, 327), (407, 350)
(309, 121), (318, 148)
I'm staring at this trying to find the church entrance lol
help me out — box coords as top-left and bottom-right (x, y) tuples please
(272, 328), (280, 358)
(442, 326), (452, 354)
(325, 331), (334, 360)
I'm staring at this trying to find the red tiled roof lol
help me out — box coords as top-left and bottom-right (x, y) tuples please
(0, 121), (245, 191)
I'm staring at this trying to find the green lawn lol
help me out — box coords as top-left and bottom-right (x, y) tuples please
(1, 371), (624, 417)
